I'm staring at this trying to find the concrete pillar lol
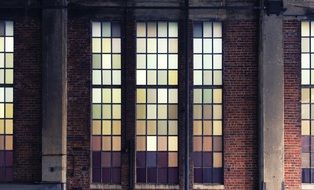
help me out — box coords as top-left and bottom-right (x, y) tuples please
(42, 0), (67, 187)
(259, 1), (284, 190)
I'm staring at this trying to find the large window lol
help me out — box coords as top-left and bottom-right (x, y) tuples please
(0, 21), (13, 181)
(192, 22), (223, 184)
(91, 21), (122, 184)
(136, 21), (179, 184)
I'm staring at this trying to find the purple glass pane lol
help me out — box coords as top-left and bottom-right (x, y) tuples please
(194, 168), (203, 183)
(203, 152), (212, 167)
(147, 152), (157, 167)
(5, 167), (12, 181)
(193, 152), (202, 167)
(5, 151), (13, 167)
(302, 136), (310, 153)
(0, 168), (4, 182)
(111, 168), (121, 184)
(147, 167), (157, 183)
(0, 22), (4, 36)
(92, 151), (101, 168)
(158, 168), (167, 183)
(102, 168), (111, 183)
(92, 168), (101, 183)
(213, 168), (223, 183)
(101, 152), (111, 167)
(136, 152), (146, 168)
(193, 23), (203, 37)
(0, 151), (4, 167)
(213, 137), (222, 151)
(112, 22), (121, 37)
(203, 168), (212, 183)
(157, 152), (168, 167)
(136, 168), (146, 183)
(311, 137), (314, 152)
(168, 167), (178, 184)
(112, 152), (121, 167)
(303, 168), (311, 183)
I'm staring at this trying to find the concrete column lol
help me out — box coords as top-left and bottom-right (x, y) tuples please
(259, 2), (284, 190)
(42, 0), (67, 187)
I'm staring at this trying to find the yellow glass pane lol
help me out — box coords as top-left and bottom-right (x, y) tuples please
(92, 104), (101, 119)
(0, 120), (4, 134)
(112, 38), (121, 53)
(168, 136), (178, 151)
(102, 136), (111, 151)
(169, 39), (178, 53)
(302, 88), (310, 103)
(92, 38), (101, 53)
(213, 153), (223, 168)
(302, 121), (310, 135)
(147, 38), (157, 53)
(193, 89), (202, 103)
(168, 121), (177, 135)
(168, 70), (178, 85)
(112, 105), (121, 119)
(102, 120), (111, 135)
(137, 39), (146, 53)
(112, 54), (121, 69)
(136, 121), (146, 135)
(137, 136), (146, 151)
(5, 69), (13, 84)
(158, 136), (167, 151)
(112, 89), (121, 103)
(112, 136), (121, 151)
(6, 103), (13, 118)
(147, 121), (157, 135)
(158, 121), (167, 135)
(147, 70), (156, 85)
(137, 23), (146, 37)
(6, 53), (13, 68)
(92, 120), (101, 135)
(169, 105), (177, 119)
(147, 105), (156, 119)
(158, 105), (167, 119)
(102, 38), (111, 53)
(168, 152), (178, 167)
(302, 104), (310, 119)
(213, 89), (222, 103)
(102, 105), (111, 119)
(302, 22), (310, 36)
(193, 121), (202, 135)
(112, 121), (121, 135)
(169, 89), (178, 103)
(147, 89), (156, 103)
(213, 121), (222, 136)
(203, 121), (212, 135)
(0, 37), (4, 52)
(147, 22), (157, 37)
(5, 119), (13, 135)
(5, 135), (13, 150)
(137, 89), (146, 103)
(213, 105), (222, 119)
(0, 136), (4, 150)
(102, 89), (111, 103)
(147, 136), (157, 151)
(193, 105), (202, 120)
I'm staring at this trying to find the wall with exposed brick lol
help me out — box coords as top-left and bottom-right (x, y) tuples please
(67, 14), (91, 190)
(223, 19), (259, 190)
(14, 14), (42, 182)
(283, 20), (302, 190)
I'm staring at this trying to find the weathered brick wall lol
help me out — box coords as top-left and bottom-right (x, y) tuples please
(67, 14), (91, 190)
(283, 20), (302, 190)
(223, 20), (259, 190)
(14, 15), (42, 182)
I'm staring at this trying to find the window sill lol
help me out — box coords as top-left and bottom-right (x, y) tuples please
(193, 184), (224, 189)
(302, 184), (314, 190)
(90, 184), (122, 189)
(135, 184), (179, 189)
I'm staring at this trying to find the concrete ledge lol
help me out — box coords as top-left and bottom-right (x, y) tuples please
(135, 184), (179, 189)
(302, 184), (314, 190)
(0, 184), (62, 190)
(90, 184), (121, 189)
(193, 184), (224, 189)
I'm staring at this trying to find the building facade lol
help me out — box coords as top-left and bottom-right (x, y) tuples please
(0, 0), (310, 189)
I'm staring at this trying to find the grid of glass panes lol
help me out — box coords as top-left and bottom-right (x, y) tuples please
(0, 21), (13, 182)
(136, 21), (179, 184)
(192, 22), (223, 184)
(91, 21), (121, 184)
(301, 21), (314, 183)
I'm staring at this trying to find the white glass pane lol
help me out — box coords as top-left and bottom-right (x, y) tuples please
(5, 88), (13, 103)
(147, 105), (156, 119)
(168, 54), (178, 69)
(302, 70), (310, 85)
(112, 70), (121, 85)
(147, 136), (157, 151)
(203, 55), (212, 69)
(158, 89), (167, 103)
(158, 54), (167, 69)
(0, 88), (3, 102)
(213, 55), (222, 69)
(137, 55), (146, 69)
(137, 70), (146, 85)
(169, 89), (177, 103)
(158, 39), (167, 53)
(194, 71), (202, 85)
(92, 22), (101, 37)
(147, 38), (157, 53)
(158, 22), (167, 37)
(169, 39), (178, 53)
(203, 22), (212, 37)
(92, 88), (101, 103)
(302, 38), (310, 53)
(213, 39), (222, 53)
(147, 54), (157, 69)
(147, 70), (156, 85)
(137, 39), (146, 53)
(5, 37), (13, 52)
(193, 54), (202, 69)
(203, 39), (212, 53)
(92, 38), (101, 53)
(102, 22), (111, 37)
(102, 70), (111, 85)
(5, 21), (13, 36)
(102, 54), (111, 69)
(112, 38), (121, 53)
(193, 39), (202, 53)
(213, 22), (222, 37)
(0, 53), (3, 68)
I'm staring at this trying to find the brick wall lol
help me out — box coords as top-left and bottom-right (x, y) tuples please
(14, 15), (42, 182)
(67, 15), (91, 190)
(283, 20), (302, 190)
(223, 20), (259, 190)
